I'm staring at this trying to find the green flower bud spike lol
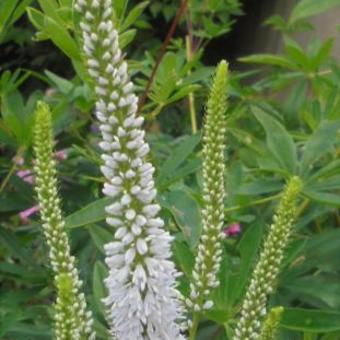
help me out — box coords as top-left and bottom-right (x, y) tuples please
(260, 306), (284, 340)
(33, 102), (95, 340)
(188, 60), (228, 339)
(234, 176), (302, 340)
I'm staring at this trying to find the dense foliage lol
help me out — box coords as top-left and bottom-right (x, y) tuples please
(0, 0), (339, 339)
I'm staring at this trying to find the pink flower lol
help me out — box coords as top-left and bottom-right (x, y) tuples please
(223, 222), (241, 238)
(16, 169), (35, 184)
(54, 150), (67, 161)
(12, 155), (24, 166)
(19, 205), (40, 224)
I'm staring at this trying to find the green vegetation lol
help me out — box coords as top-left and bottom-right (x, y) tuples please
(0, 0), (339, 339)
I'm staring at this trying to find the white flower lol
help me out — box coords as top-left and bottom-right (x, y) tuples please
(75, 0), (185, 338)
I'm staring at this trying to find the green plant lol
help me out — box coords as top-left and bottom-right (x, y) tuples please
(1, 0), (340, 339)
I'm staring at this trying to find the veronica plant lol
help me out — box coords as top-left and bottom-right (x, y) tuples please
(33, 102), (95, 339)
(74, 0), (185, 339)
(234, 176), (302, 340)
(187, 60), (228, 338)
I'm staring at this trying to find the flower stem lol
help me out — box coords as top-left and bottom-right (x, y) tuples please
(189, 313), (200, 340)
(185, 35), (197, 134)
(0, 147), (24, 194)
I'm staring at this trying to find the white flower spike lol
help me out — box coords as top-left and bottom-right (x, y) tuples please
(75, 1), (185, 339)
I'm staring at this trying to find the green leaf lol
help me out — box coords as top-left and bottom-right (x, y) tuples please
(1, 90), (26, 144)
(92, 261), (107, 315)
(160, 189), (202, 248)
(119, 29), (136, 49)
(157, 133), (201, 185)
(238, 54), (296, 69)
(121, 1), (149, 31)
(0, 197), (28, 212)
(300, 229), (340, 271)
(252, 107), (297, 173)
(311, 38), (334, 70)
(227, 224), (264, 305)
(306, 175), (340, 191)
(37, 0), (62, 24)
(4, 323), (51, 338)
(65, 197), (110, 228)
(238, 178), (283, 195)
(283, 276), (340, 309)
(27, 7), (44, 31)
(45, 70), (74, 94)
(0, 0), (19, 32)
(205, 309), (230, 324)
(88, 224), (112, 254)
(300, 120), (340, 175)
(167, 84), (200, 104)
(112, 0), (128, 19)
(309, 159), (340, 180)
(303, 189), (340, 206)
(290, 0), (340, 23)
(173, 240), (195, 277)
(0, 227), (36, 267)
(44, 16), (80, 60)
(158, 157), (201, 190)
(59, 0), (72, 6)
(10, 0), (33, 27)
(281, 308), (340, 333)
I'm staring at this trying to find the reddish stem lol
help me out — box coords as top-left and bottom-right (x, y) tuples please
(137, 0), (189, 114)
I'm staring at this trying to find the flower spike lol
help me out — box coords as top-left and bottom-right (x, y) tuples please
(188, 60), (228, 309)
(74, 1), (185, 339)
(187, 61), (228, 338)
(234, 176), (302, 340)
(33, 102), (94, 339)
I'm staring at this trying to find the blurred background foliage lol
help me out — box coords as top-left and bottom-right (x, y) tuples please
(0, 0), (339, 339)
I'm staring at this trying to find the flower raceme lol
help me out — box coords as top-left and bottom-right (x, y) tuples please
(188, 61), (228, 312)
(75, 1), (185, 339)
(186, 61), (228, 339)
(234, 176), (302, 340)
(33, 102), (94, 339)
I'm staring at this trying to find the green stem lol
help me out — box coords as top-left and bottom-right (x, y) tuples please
(185, 35), (197, 134)
(296, 198), (309, 217)
(189, 313), (200, 340)
(0, 148), (24, 194)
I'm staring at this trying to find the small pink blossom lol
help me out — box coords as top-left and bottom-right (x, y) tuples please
(16, 169), (35, 184)
(223, 222), (241, 238)
(19, 205), (40, 224)
(12, 155), (24, 166)
(54, 150), (67, 161)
